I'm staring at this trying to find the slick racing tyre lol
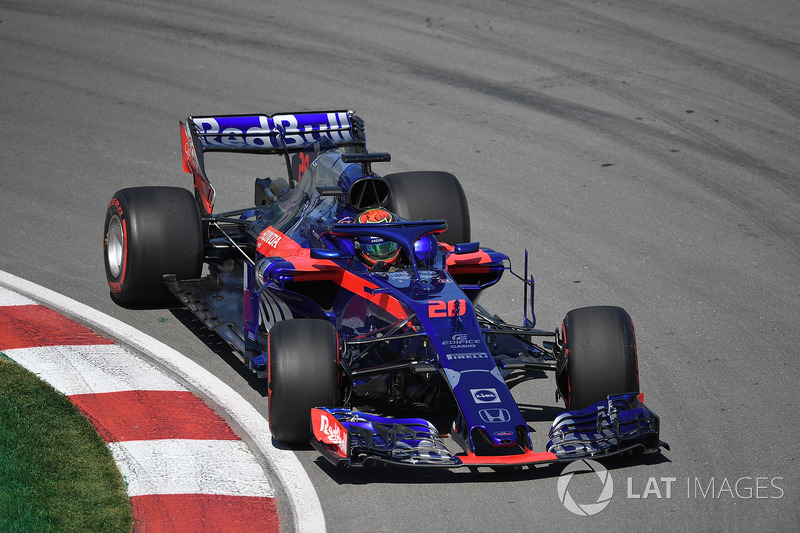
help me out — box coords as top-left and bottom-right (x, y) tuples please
(384, 171), (471, 245)
(104, 186), (203, 305)
(559, 306), (640, 410)
(268, 319), (340, 444)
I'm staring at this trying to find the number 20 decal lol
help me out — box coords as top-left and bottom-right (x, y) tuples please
(428, 299), (467, 317)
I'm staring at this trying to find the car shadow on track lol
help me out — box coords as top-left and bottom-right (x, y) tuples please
(168, 307), (269, 398)
(517, 403), (568, 424)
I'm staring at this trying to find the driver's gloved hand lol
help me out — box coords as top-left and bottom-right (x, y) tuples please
(371, 260), (391, 272)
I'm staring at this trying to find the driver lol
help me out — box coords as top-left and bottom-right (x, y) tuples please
(353, 208), (402, 268)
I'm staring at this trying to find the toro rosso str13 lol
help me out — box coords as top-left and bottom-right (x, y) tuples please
(104, 110), (667, 469)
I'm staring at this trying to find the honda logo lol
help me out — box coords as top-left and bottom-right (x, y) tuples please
(479, 408), (511, 423)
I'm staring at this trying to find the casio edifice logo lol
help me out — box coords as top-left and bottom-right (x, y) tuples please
(442, 333), (481, 349)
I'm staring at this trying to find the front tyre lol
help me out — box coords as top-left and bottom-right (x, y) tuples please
(559, 306), (640, 410)
(104, 186), (203, 305)
(268, 319), (340, 444)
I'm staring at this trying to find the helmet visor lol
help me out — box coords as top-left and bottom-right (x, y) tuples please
(360, 240), (398, 260)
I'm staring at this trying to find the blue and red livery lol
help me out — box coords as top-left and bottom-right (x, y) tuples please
(104, 110), (667, 469)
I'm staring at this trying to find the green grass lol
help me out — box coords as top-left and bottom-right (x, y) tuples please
(0, 355), (133, 532)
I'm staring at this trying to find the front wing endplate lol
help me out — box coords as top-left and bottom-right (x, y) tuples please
(547, 393), (668, 458)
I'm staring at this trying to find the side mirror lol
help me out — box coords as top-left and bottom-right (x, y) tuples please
(310, 248), (353, 260)
(454, 242), (480, 254)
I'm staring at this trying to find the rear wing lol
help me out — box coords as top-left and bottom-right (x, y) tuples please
(180, 110), (365, 215)
(186, 110), (365, 154)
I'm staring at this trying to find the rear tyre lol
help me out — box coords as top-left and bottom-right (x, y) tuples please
(559, 306), (639, 410)
(268, 319), (340, 444)
(103, 186), (203, 305)
(384, 171), (471, 245)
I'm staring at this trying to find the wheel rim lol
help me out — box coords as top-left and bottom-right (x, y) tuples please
(107, 214), (125, 279)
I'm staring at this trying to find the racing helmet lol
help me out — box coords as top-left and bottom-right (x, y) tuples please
(354, 209), (401, 266)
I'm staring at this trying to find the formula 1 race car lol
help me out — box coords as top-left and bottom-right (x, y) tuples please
(103, 110), (667, 469)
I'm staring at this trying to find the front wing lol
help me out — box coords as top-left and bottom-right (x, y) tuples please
(310, 393), (667, 469)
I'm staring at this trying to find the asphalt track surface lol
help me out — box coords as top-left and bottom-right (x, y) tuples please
(1, 0), (798, 531)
